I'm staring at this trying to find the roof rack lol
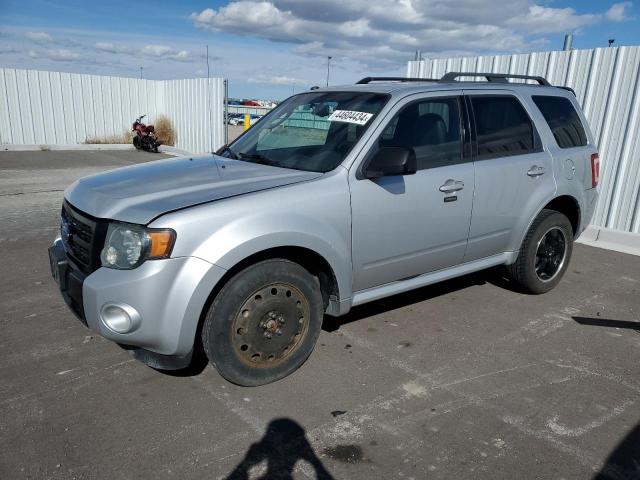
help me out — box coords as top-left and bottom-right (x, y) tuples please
(439, 72), (551, 86)
(356, 76), (439, 84)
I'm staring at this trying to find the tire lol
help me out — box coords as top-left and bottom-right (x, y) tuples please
(132, 136), (141, 150)
(201, 259), (324, 386)
(508, 209), (574, 294)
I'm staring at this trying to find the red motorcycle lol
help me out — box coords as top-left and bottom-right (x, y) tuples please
(132, 115), (161, 153)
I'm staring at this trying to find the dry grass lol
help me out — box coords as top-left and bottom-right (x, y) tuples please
(84, 114), (175, 146)
(154, 114), (176, 146)
(85, 129), (132, 144)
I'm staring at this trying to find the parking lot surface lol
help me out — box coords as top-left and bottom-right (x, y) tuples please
(1, 150), (639, 480)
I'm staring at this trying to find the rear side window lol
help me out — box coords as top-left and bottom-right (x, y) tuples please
(532, 95), (587, 149)
(471, 96), (536, 160)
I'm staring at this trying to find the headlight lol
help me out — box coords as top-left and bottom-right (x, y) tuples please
(100, 223), (176, 269)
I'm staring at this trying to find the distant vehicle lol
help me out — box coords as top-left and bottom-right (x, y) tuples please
(242, 100), (261, 107)
(50, 72), (598, 386)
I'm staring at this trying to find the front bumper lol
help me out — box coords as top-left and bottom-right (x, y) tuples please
(50, 238), (227, 360)
(49, 238), (88, 324)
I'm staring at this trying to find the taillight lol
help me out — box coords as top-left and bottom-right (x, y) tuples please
(591, 153), (600, 188)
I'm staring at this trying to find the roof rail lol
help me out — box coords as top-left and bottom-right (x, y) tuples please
(440, 72), (551, 86)
(356, 76), (439, 84)
(556, 85), (577, 96)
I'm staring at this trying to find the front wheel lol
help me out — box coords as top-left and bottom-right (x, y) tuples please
(201, 259), (324, 386)
(132, 136), (142, 150)
(507, 209), (574, 294)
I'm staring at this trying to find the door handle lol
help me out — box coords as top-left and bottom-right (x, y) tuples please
(527, 165), (546, 177)
(439, 179), (465, 193)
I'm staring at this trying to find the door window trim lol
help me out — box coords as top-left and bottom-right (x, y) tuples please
(466, 93), (543, 161)
(356, 94), (470, 179)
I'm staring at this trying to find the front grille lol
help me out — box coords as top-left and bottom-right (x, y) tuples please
(60, 202), (107, 273)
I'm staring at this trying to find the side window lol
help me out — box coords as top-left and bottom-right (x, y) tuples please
(532, 95), (587, 148)
(377, 97), (462, 170)
(471, 96), (536, 160)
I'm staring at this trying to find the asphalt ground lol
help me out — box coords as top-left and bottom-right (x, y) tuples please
(1, 150), (639, 480)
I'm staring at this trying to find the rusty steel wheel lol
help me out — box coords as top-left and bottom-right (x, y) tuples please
(231, 283), (310, 368)
(201, 259), (323, 386)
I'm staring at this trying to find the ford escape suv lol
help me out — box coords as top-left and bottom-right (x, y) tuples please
(49, 72), (599, 386)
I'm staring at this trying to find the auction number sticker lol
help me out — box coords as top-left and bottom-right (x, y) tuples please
(328, 110), (373, 125)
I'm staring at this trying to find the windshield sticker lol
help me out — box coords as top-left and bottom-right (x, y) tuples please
(328, 110), (373, 125)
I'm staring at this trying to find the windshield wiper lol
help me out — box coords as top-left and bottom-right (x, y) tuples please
(217, 146), (238, 159)
(238, 152), (277, 166)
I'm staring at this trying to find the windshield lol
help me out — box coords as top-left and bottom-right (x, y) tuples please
(223, 92), (389, 172)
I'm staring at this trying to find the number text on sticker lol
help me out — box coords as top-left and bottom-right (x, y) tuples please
(328, 110), (373, 126)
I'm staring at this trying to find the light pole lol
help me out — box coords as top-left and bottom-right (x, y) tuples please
(139, 66), (143, 79)
(326, 56), (332, 87)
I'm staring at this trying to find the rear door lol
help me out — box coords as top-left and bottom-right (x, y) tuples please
(464, 90), (556, 261)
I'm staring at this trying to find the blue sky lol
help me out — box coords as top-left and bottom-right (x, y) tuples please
(0, 0), (637, 99)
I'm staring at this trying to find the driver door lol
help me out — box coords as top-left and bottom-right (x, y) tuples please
(350, 91), (475, 291)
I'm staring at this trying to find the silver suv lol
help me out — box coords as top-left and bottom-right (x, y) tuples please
(49, 72), (599, 385)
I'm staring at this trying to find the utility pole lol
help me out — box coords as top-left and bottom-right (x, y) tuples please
(139, 66), (143, 79)
(206, 45), (210, 78)
(326, 56), (332, 87)
(206, 45), (214, 152)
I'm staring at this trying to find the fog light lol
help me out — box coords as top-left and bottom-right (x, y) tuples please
(100, 303), (141, 334)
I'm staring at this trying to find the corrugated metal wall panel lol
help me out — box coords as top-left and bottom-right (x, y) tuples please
(0, 68), (225, 153)
(408, 46), (640, 235)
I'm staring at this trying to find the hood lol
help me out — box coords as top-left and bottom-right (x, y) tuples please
(64, 155), (323, 224)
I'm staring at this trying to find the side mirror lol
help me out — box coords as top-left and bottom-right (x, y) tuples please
(363, 147), (417, 179)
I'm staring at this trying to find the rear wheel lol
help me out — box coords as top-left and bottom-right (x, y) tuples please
(201, 259), (323, 386)
(508, 209), (573, 294)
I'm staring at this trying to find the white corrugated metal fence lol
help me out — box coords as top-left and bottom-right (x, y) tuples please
(408, 46), (640, 235)
(0, 69), (225, 153)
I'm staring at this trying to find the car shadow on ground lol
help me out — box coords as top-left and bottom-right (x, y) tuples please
(593, 423), (640, 479)
(224, 417), (335, 480)
(323, 267), (521, 332)
(572, 316), (640, 331)
(167, 268), (522, 377)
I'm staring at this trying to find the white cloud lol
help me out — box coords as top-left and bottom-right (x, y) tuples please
(26, 47), (81, 61)
(25, 31), (53, 44)
(249, 74), (308, 85)
(46, 49), (81, 61)
(507, 5), (599, 34)
(0, 45), (18, 54)
(95, 42), (131, 54)
(142, 44), (191, 61)
(606, 2), (633, 21)
(142, 44), (172, 56)
(190, 1), (605, 67)
(170, 50), (191, 61)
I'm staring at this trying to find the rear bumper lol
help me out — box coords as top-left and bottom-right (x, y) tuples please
(50, 237), (227, 359)
(578, 188), (598, 237)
